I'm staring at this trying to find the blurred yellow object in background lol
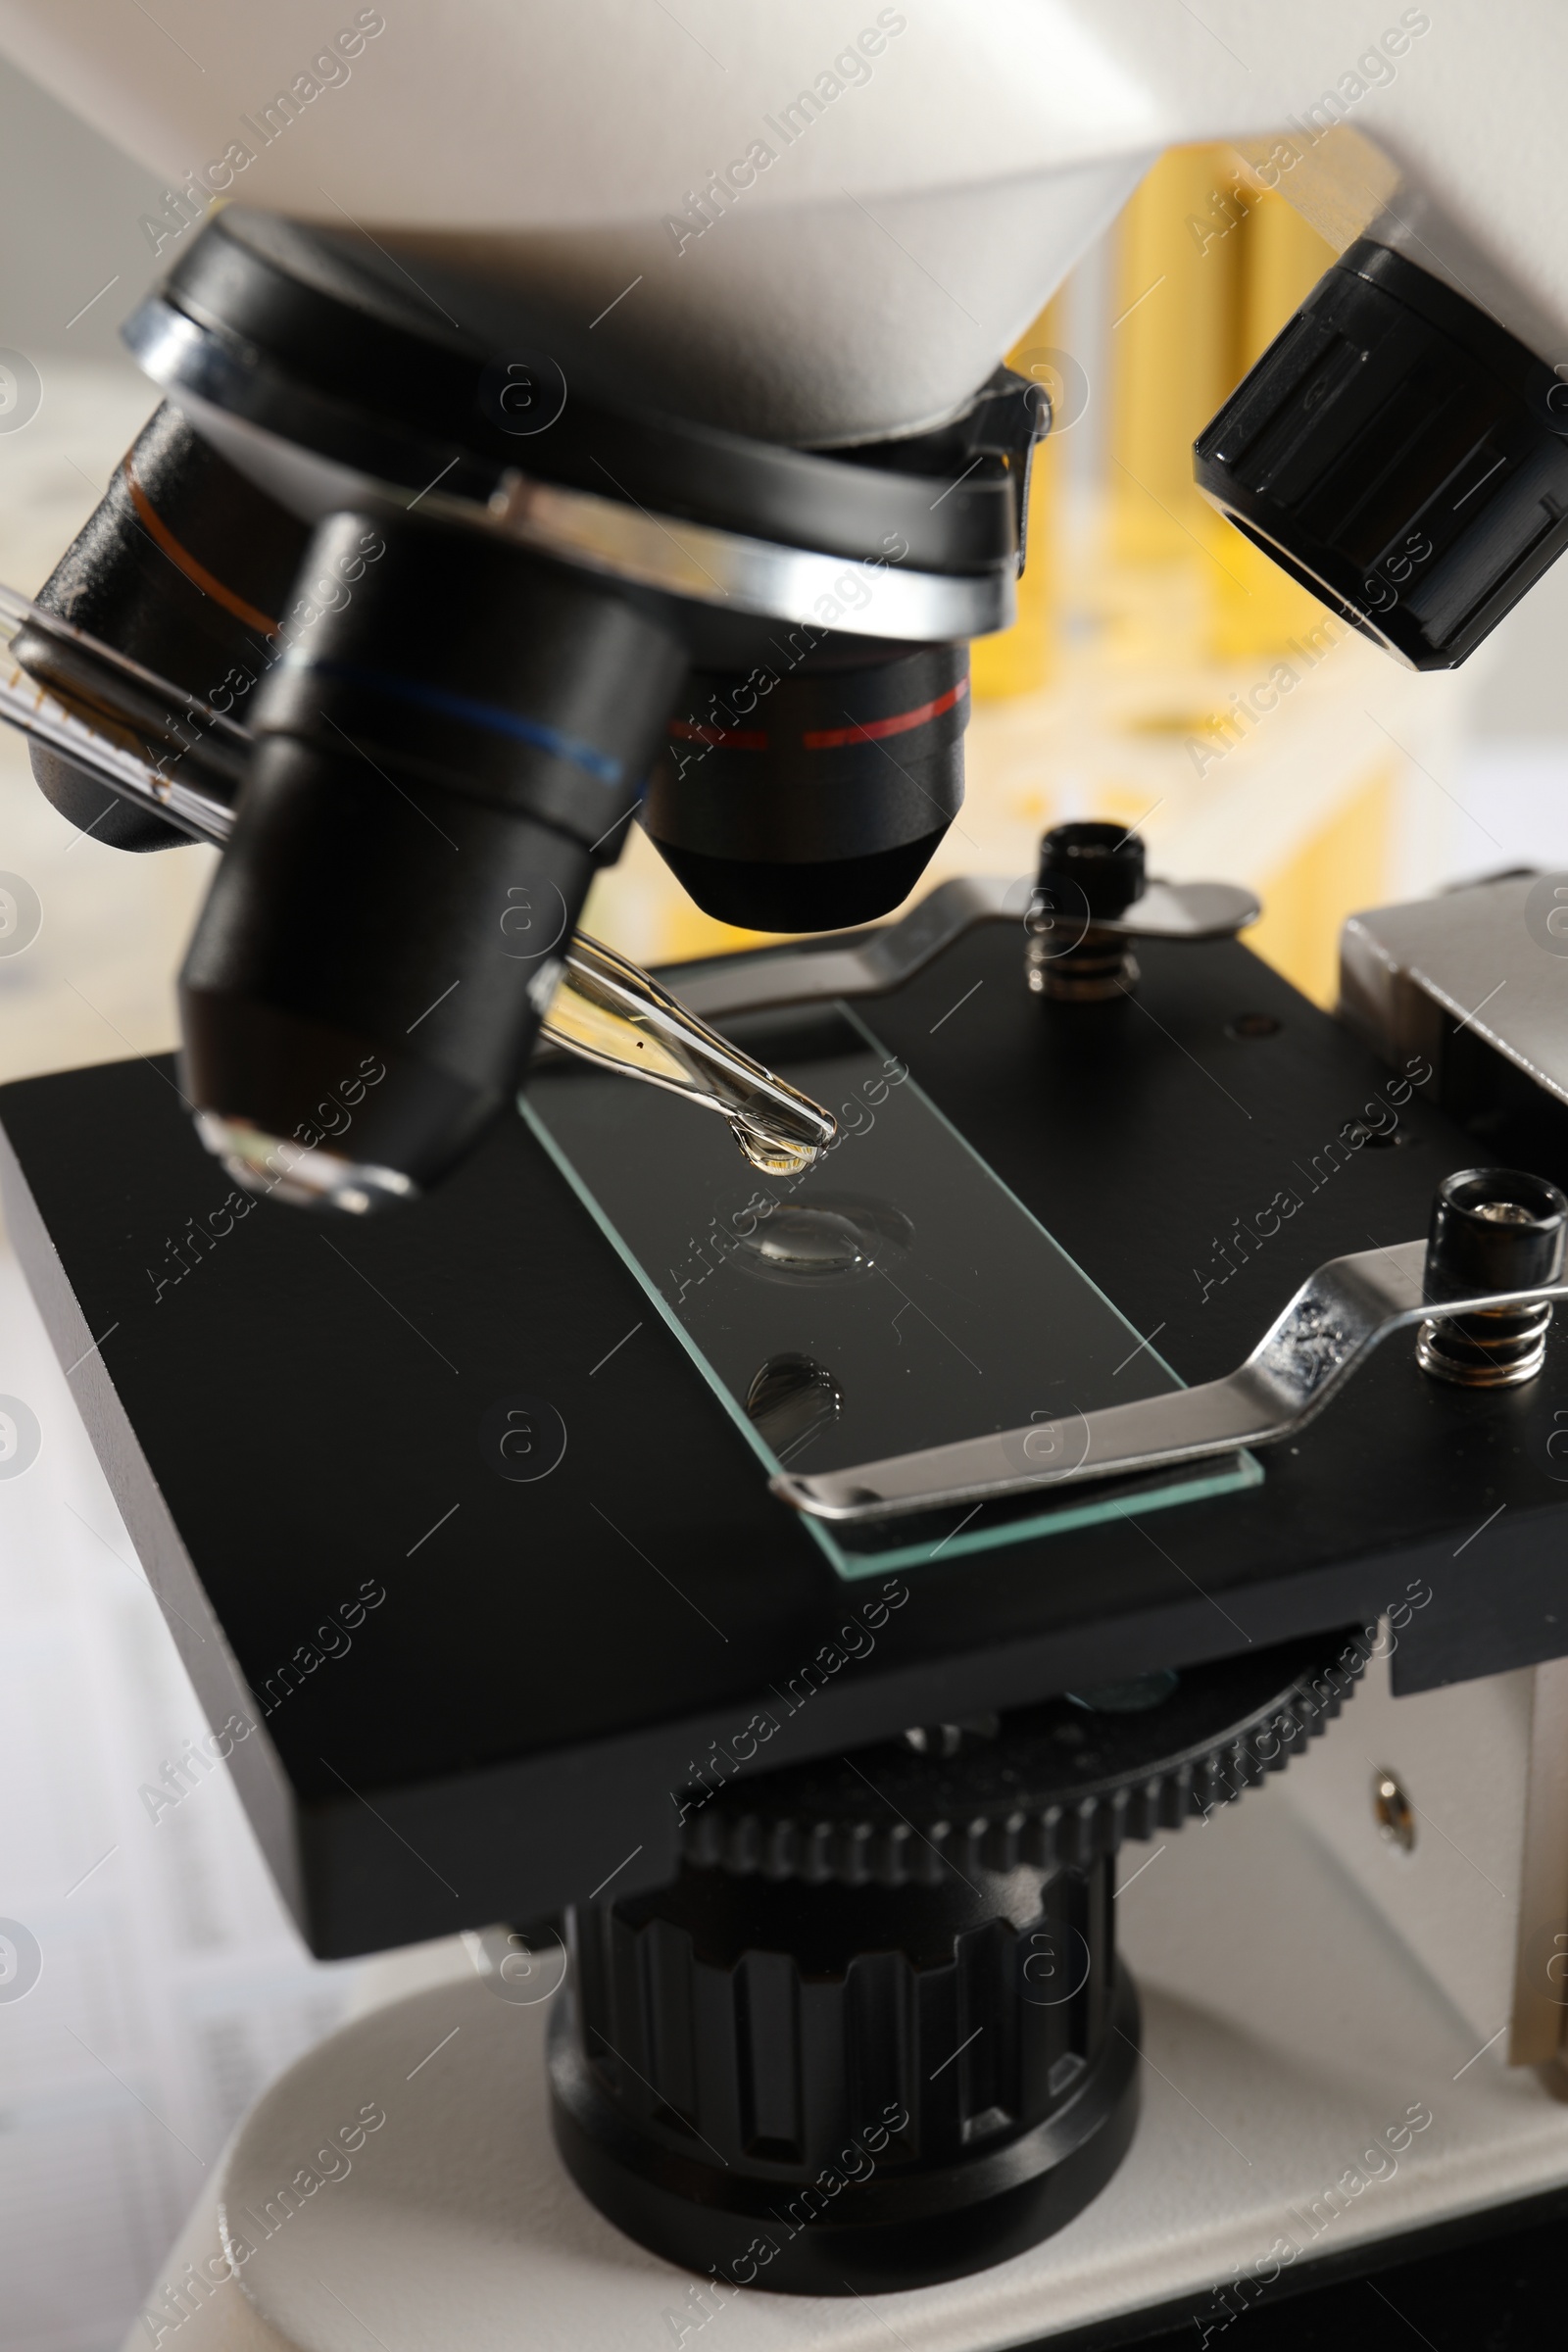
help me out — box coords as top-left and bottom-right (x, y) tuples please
(1248, 762), (1397, 1009)
(1218, 159), (1344, 660)
(1109, 145), (1249, 578)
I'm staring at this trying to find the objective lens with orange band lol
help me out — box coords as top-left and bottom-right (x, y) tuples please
(122, 455), (281, 639)
(18, 403), (309, 850)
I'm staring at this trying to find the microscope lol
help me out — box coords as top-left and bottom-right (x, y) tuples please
(2, 5), (1568, 2345)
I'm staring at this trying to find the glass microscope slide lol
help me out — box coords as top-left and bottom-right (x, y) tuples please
(523, 1004), (1258, 1579)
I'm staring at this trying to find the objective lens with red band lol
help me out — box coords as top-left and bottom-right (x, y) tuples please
(667, 676), (970, 757)
(643, 643), (970, 932)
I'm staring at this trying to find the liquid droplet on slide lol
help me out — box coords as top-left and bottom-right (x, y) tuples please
(725, 1196), (913, 1286)
(748, 1208), (868, 1278)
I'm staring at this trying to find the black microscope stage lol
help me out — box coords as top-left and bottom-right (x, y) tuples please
(4, 917), (1567, 1957)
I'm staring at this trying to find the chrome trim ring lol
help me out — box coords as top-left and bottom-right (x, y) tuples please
(462, 471), (1013, 640)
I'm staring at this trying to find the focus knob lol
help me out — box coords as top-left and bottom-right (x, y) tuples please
(1196, 241), (1568, 671)
(548, 1629), (1365, 2292)
(550, 1852), (1136, 2295)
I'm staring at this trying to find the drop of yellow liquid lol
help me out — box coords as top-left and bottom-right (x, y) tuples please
(539, 934), (836, 1179)
(729, 1119), (819, 1178)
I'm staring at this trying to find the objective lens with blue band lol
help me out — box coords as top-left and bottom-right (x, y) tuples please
(294, 656), (627, 790)
(181, 507), (687, 1196)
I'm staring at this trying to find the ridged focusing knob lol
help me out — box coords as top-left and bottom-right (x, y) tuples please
(550, 1854), (1137, 2295)
(547, 1631), (1364, 2293)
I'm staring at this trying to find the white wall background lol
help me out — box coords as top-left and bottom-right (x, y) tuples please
(0, 54), (364, 2352)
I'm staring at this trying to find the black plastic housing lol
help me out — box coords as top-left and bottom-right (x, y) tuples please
(1195, 241), (1568, 670)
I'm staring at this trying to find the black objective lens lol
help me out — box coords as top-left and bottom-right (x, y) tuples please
(180, 512), (684, 1206)
(642, 644), (969, 931)
(16, 404), (308, 847)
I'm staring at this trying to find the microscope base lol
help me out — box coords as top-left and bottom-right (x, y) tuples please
(132, 1772), (1568, 2352)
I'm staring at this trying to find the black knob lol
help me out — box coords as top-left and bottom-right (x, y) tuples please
(1026, 822), (1145, 1002)
(1417, 1168), (1567, 1389)
(1196, 241), (1568, 672)
(548, 1631), (1366, 2293)
(552, 1855), (1137, 2295)
(1426, 1167), (1568, 1296)
(1035, 819), (1145, 919)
